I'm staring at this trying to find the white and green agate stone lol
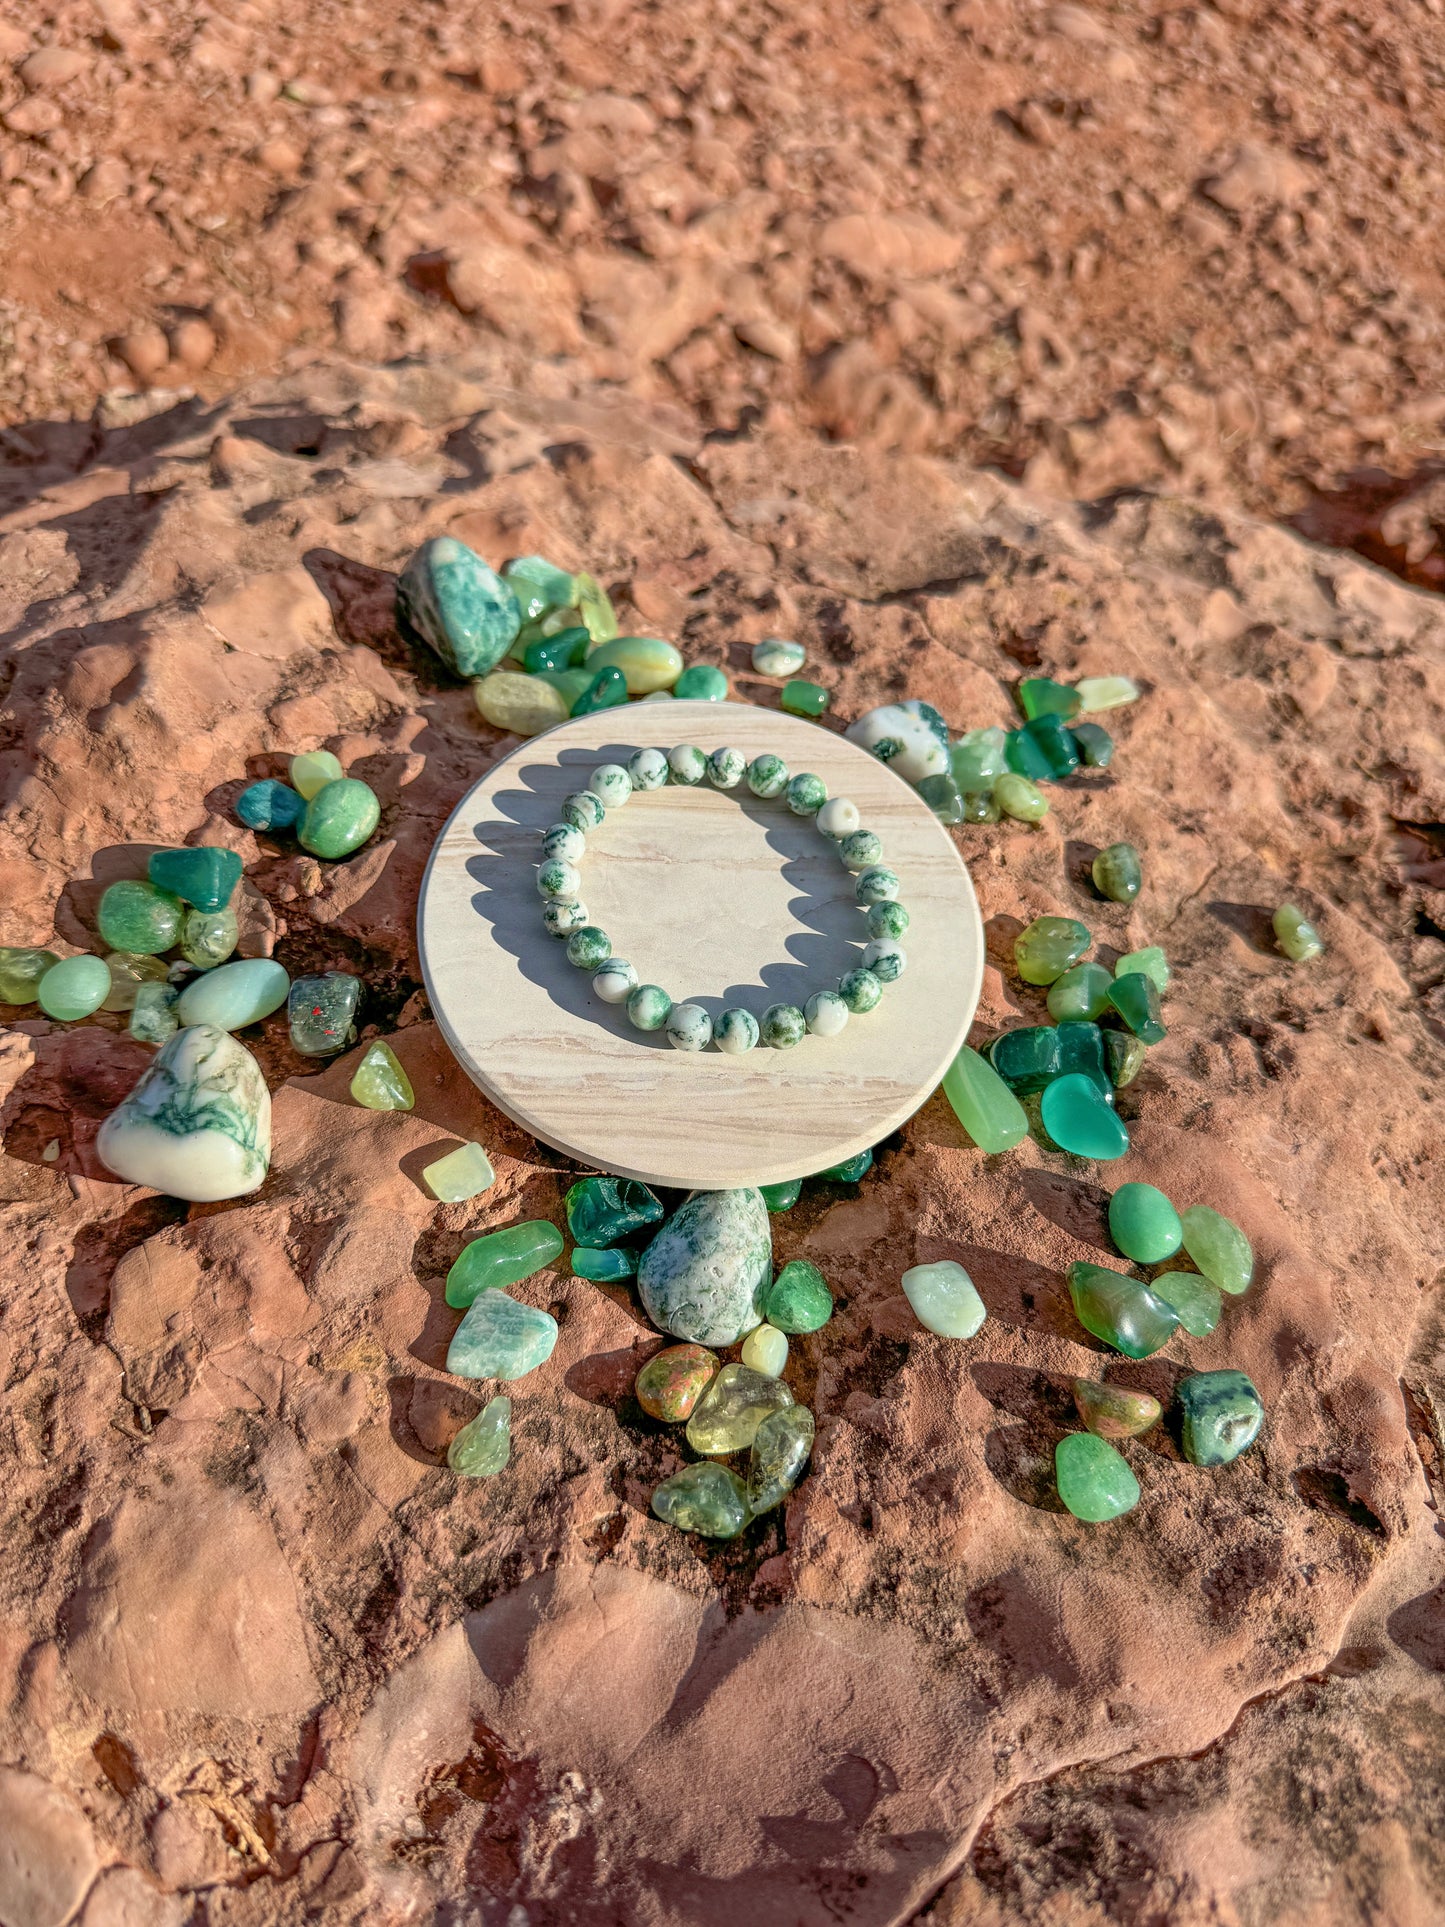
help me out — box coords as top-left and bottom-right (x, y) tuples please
(667, 744), (707, 786)
(707, 746), (746, 789)
(761, 1002), (806, 1049)
(543, 899), (588, 937)
(666, 1002), (713, 1051)
(714, 1008), (760, 1054)
(397, 534), (522, 678)
(805, 990), (849, 1037)
(592, 958), (638, 1004)
(637, 1187), (772, 1346)
(627, 747), (669, 790)
(96, 1023), (271, 1201)
(590, 763), (633, 808)
(746, 753), (789, 798)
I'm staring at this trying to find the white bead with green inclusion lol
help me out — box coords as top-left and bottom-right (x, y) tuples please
(816, 796), (860, 839)
(839, 968), (883, 1013)
(666, 1002), (713, 1051)
(537, 857), (581, 900)
(855, 865), (900, 905)
(839, 830), (882, 871)
(592, 957), (638, 1004)
(786, 773), (827, 816)
(862, 938), (906, 982)
(566, 925), (611, 971)
(627, 983), (672, 1031)
(714, 1008), (759, 1054)
(707, 746), (746, 789)
(866, 900), (909, 940)
(668, 744), (708, 786)
(746, 753), (789, 798)
(541, 822), (586, 863)
(590, 763), (632, 808)
(543, 898), (588, 936)
(627, 747), (668, 790)
(560, 789), (605, 831)
(761, 1002), (806, 1048)
(805, 990), (849, 1037)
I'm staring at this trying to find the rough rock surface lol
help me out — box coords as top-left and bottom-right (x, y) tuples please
(0, 355), (1442, 1925)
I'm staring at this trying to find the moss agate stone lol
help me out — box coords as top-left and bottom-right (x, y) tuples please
(572, 1245), (637, 1282)
(1056, 1432), (1140, 1521)
(446, 1221), (564, 1309)
(667, 1002), (713, 1051)
(97, 880), (184, 956)
(236, 779), (304, 833)
(180, 909), (239, 970)
(753, 638), (807, 676)
(39, 953), (116, 1022)
(845, 700), (950, 785)
(103, 951), (169, 1013)
(446, 1289), (558, 1381)
(950, 727), (1010, 792)
(1073, 1377), (1161, 1440)
(989, 1025), (1061, 1094)
(566, 1176), (663, 1247)
(993, 773), (1049, 822)
(941, 1045), (1029, 1153)
(1108, 1182), (1183, 1264)
(740, 1323), (788, 1376)
(714, 1008), (760, 1054)
(0, 946), (60, 1004)
(747, 753), (790, 799)
(838, 969), (883, 1014)
(651, 1461), (750, 1538)
(1047, 962), (1114, 1023)
(668, 744), (708, 786)
(544, 899), (589, 938)
(787, 772), (828, 815)
(147, 846), (242, 913)
(855, 867), (900, 907)
(707, 747), (747, 790)
(674, 663), (729, 701)
(747, 1405), (815, 1514)
(1152, 1268), (1223, 1336)
(902, 1261), (986, 1338)
(1042, 1073), (1129, 1160)
(765, 1260), (832, 1333)
(635, 1344), (719, 1421)
(290, 750), (344, 799)
(1180, 1204), (1254, 1294)
(1274, 902), (1324, 962)
(638, 1188), (771, 1346)
(1179, 1369), (1264, 1467)
(781, 678), (829, 717)
(1115, 945), (1169, 993)
(349, 1039), (414, 1111)
(129, 981), (179, 1045)
(397, 534), (522, 677)
(1068, 1260), (1179, 1358)
(1016, 916), (1091, 986)
(423, 1141), (496, 1203)
(685, 1362), (794, 1455)
(1092, 842), (1142, 904)
(96, 1023), (270, 1200)
(448, 1394), (512, 1477)
(1106, 970), (1166, 1044)
(566, 927), (612, 973)
(838, 830), (883, 872)
(585, 636), (683, 695)
(760, 1178), (802, 1212)
(866, 900), (909, 941)
(177, 957), (289, 1031)
(298, 779), (381, 859)
(628, 984), (672, 1032)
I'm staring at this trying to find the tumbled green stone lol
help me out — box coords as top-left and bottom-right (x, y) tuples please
(1024, 714), (1081, 779)
(180, 909), (239, 970)
(0, 946), (60, 1004)
(752, 638), (807, 677)
(1015, 916), (1091, 986)
(1068, 1260), (1179, 1358)
(760, 1179), (802, 1212)
(566, 926), (612, 972)
(786, 772), (827, 816)
(38, 954), (112, 1021)
(523, 625), (589, 673)
(838, 969), (883, 1014)
(1106, 971), (1166, 1044)
(951, 727), (1010, 791)
(686, 1362), (794, 1455)
(97, 880), (184, 956)
(1047, 961), (1113, 1023)
(1151, 1268), (1222, 1337)
(941, 1045), (1029, 1153)
(1106, 1031), (1148, 1088)
(1273, 902), (1324, 962)
(747, 1405), (815, 1514)
(571, 665), (629, 715)
(422, 1141), (495, 1203)
(102, 950), (169, 1012)
(533, 666), (595, 709)
(746, 753), (789, 798)
(447, 1288), (557, 1380)
(962, 790), (1002, 823)
(1180, 1204), (1253, 1295)
(177, 957), (289, 1031)
(1017, 676), (1081, 721)
(505, 554), (577, 623)
(290, 750), (344, 799)
(902, 1260), (986, 1338)
(1075, 675), (1139, 714)
(1179, 1369), (1264, 1467)
(816, 1149), (873, 1182)
(765, 1260), (832, 1333)
(674, 662), (729, 701)
(447, 1221), (564, 1309)
(397, 535), (522, 677)
(1071, 722), (1115, 767)
(574, 570), (619, 644)
(628, 984), (672, 1031)
(287, 971), (360, 1054)
(993, 773), (1049, 821)
(1004, 726), (1053, 781)
(1073, 1377), (1161, 1440)
(989, 1025), (1061, 1094)
(1042, 1073), (1129, 1160)
(586, 635), (682, 695)
(1092, 842), (1142, 904)
(236, 779), (304, 833)
(147, 846), (243, 913)
(448, 1394), (512, 1476)
(349, 1039), (414, 1111)
(129, 980), (180, 1044)
(917, 773), (966, 824)
(1056, 1432), (1140, 1521)
(570, 1245), (636, 1282)
(298, 779), (381, 860)
(1057, 1020), (1110, 1093)
(565, 1175), (664, 1247)
(1108, 1182), (1182, 1264)
(1114, 945), (1169, 993)
(652, 1461), (750, 1537)
(866, 900), (910, 941)
(781, 678), (829, 717)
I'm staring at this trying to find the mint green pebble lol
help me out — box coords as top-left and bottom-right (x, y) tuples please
(787, 773), (827, 816)
(1040, 1073), (1129, 1160)
(38, 954), (111, 1021)
(715, 1007), (759, 1053)
(941, 1045), (1029, 1153)
(1015, 916), (1091, 986)
(1108, 1182), (1183, 1264)
(747, 753), (789, 798)
(560, 790), (605, 832)
(1180, 1204), (1254, 1294)
(752, 638), (806, 677)
(628, 984), (672, 1031)
(446, 1289), (558, 1381)
(839, 831), (882, 872)
(572, 1245), (638, 1282)
(566, 926), (612, 971)
(673, 663), (728, 701)
(781, 679), (829, 717)
(855, 866), (899, 906)
(176, 956), (289, 1030)
(1056, 1432), (1140, 1521)
(707, 746), (746, 789)
(446, 1221), (565, 1309)
(1068, 1260), (1178, 1358)
(667, 744), (708, 785)
(902, 1260), (986, 1338)
(130, 980), (180, 1044)
(866, 900), (909, 941)
(148, 847), (243, 913)
(298, 779), (380, 859)
(761, 1003), (806, 1048)
(1151, 1269), (1222, 1337)
(448, 1394), (512, 1477)
(97, 880), (184, 955)
(180, 908), (239, 970)
(765, 1259), (832, 1333)
(1115, 945), (1169, 993)
(838, 968), (882, 1014)
(1047, 961), (1113, 1023)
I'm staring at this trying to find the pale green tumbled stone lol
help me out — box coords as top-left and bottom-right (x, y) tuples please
(627, 747), (669, 790)
(397, 535), (521, 677)
(504, 553), (575, 621)
(1047, 961), (1113, 1022)
(786, 773), (827, 816)
(1151, 1269), (1222, 1337)
(446, 1288), (558, 1380)
(423, 1141), (496, 1203)
(177, 957), (289, 1031)
(740, 1323), (788, 1376)
(855, 866), (899, 906)
(950, 727), (1009, 792)
(838, 968), (882, 1014)
(902, 1261), (986, 1338)
(1180, 1204), (1254, 1294)
(764, 1260), (832, 1333)
(838, 831), (883, 872)
(97, 881), (184, 956)
(543, 899), (589, 937)
(866, 900), (909, 941)
(103, 951), (169, 1012)
(752, 638), (806, 677)
(180, 909), (239, 970)
(747, 1405), (815, 1514)
(447, 1221), (564, 1308)
(805, 990), (849, 1037)
(1074, 675), (1140, 714)
(590, 763), (633, 808)
(993, 773), (1049, 822)
(746, 753), (789, 798)
(668, 744), (708, 785)
(1092, 842), (1142, 905)
(652, 1462), (750, 1538)
(541, 823), (586, 863)
(290, 749), (344, 799)
(298, 779), (381, 859)
(39, 954), (112, 1021)
(96, 1023), (270, 1199)
(1114, 946), (1169, 993)
(707, 746), (746, 789)
(861, 938), (906, 983)
(350, 1039), (414, 1111)
(628, 984), (672, 1031)
(667, 1002), (713, 1051)
(1273, 902), (1324, 962)
(1015, 916), (1091, 986)
(941, 1045), (1029, 1153)
(129, 981), (180, 1045)
(761, 1003), (806, 1048)
(0, 946), (60, 1004)
(586, 635), (683, 694)
(448, 1394), (512, 1476)
(686, 1362), (794, 1454)
(715, 1008), (759, 1053)
(1056, 1432), (1140, 1521)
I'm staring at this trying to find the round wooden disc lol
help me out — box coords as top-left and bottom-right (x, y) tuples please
(418, 701), (983, 1190)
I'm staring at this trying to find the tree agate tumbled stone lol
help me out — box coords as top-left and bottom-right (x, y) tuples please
(635, 1344), (719, 1422)
(752, 638), (806, 677)
(902, 1261), (986, 1338)
(1108, 1182), (1183, 1264)
(571, 1245), (637, 1282)
(844, 700), (950, 784)
(298, 778), (381, 859)
(446, 1289), (558, 1381)
(129, 981), (179, 1045)
(1015, 917), (1091, 986)
(1273, 902), (1324, 962)
(651, 1462), (750, 1538)
(1106, 970), (1166, 1044)
(288, 971), (361, 1054)
(1068, 1260), (1179, 1358)
(178, 957), (289, 1031)
(637, 1188), (771, 1346)
(1056, 1432), (1140, 1521)
(236, 779), (304, 833)
(397, 534), (522, 677)
(446, 1221), (564, 1309)
(565, 1175), (663, 1247)
(97, 880), (184, 956)
(349, 1039), (414, 1111)
(39, 954), (112, 1021)
(685, 1362), (794, 1455)
(1178, 1369), (1264, 1467)
(147, 846), (243, 913)
(765, 1260), (832, 1333)
(422, 1141), (495, 1203)
(0, 946), (60, 1004)
(1041, 1073), (1129, 1160)
(1151, 1268), (1222, 1336)
(942, 1046), (1028, 1154)
(448, 1395), (511, 1477)
(1091, 842), (1142, 904)
(747, 1406), (815, 1514)
(1073, 1377), (1161, 1440)
(1180, 1204), (1254, 1294)
(96, 1023), (270, 1200)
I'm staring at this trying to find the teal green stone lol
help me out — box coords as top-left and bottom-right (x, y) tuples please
(572, 1245), (639, 1282)
(447, 1394), (512, 1476)
(38, 954), (111, 1021)
(397, 535), (522, 677)
(1017, 676), (1081, 721)
(1115, 945), (1170, 993)
(951, 727), (1009, 791)
(1015, 917), (1091, 985)
(570, 665), (629, 715)
(1108, 1182), (1183, 1264)
(176, 957), (289, 1031)
(1022, 713), (1080, 779)
(1091, 842), (1141, 904)
(989, 1025), (1061, 1094)
(816, 1149), (873, 1182)
(1057, 1020), (1110, 1093)
(235, 779), (304, 833)
(298, 779), (380, 860)
(446, 1289), (558, 1380)
(1106, 1031), (1148, 1087)
(786, 772), (827, 816)
(1041, 1073), (1129, 1160)
(1071, 722), (1115, 768)
(651, 1461), (750, 1538)
(780, 678), (829, 717)
(917, 774), (966, 824)
(1151, 1268), (1222, 1336)
(765, 1259), (833, 1333)
(838, 968), (883, 1014)
(129, 980), (179, 1044)
(147, 847), (243, 913)
(1106, 971), (1166, 1044)
(747, 1405), (815, 1513)
(1047, 962), (1114, 1023)
(1178, 1369), (1264, 1466)
(1004, 726), (1053, 781)
(941, 1045), (1029, 1153)
(447, 1221), (565, 1309)
(1056, 1432), (1140, 1521)
(962, 790), (1002, 822)
(523, 626), (589, 673)
(866, 900), (910, 941)
(97, 880), (184, 956)
(1068, 1260), (1179, 1358)
(503, 555), (576, 622)
(1180, 1205), (1254, 1294)
(761, 1003), (806, 1049)
(760, 1179), (802, 1212)
(565, 926), (612, 971)
(1273, 902), (1324, 962)
(674, 663), (729, 701)
(0, 946), (60, 1004)
(287, 971), (361, 1054)
(565, 1176), (664, 1247)
(180, 909), (239, 970)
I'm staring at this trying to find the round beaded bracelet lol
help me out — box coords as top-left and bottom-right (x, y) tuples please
(534, 745), (908, 1052)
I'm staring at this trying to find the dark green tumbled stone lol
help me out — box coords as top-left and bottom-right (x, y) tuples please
(1178, 1369), (1264, 1466)
(674, 663), (729, 701)
(917, 773), (966, 825)
(760, 1179), (803, 1212)
(816, 1150), (873, 1182)
(1106, 1031), (1148, 1087)
(1022, 713), (1081, 780)
(1091, 842), (1142, 904)
(523, 626), (590, 673)
(1004, 726), (1054, 781)
(565, 1176), (664, 1247)
(988, 1025), (1061, 1094)
(1068, 1260), (1179, 1358)
(570, 665), (629, 715)
(572, 1245), (639, 1282)
(1056, 1431), (1140, 1521)
(1151, 1269), (1222, 1336)
(397, 535), (522, 677)
(1106, 971), (1167, 1044)
(148, 846), (244, 913)
(765, 1259), (833, 1333)
(1056, 1020), (1110, 1094)
(1071, 722), (1115, 767)
(1017, 676), (1081, 721)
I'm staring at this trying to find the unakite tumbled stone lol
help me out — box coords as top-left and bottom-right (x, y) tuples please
(752, 638), (806, 676)
(951, 727), (1010, 792)
(298, 779), (381, 859)
(1108, 1182), (1182, 1264)
(180, 909), (239, 970)
(747, 1405), (815, 1513)
(565, 1175), (664, 1247)
(675, 662), (729, 701)
(103, 951), (169, 1012)
(236, 779), (304, 833)
(290, 749), (344, 799)
(1017, 676), (1080, 721)
(448, 1394), (512, 1476)
(287, 971), (360, 1054)
(423, 1141), (495, 1203)
(741, 1323), (788, 1375)
(941, 1045), (1029, 1153)
(446, 1220), (565, 1309)
(1075, 675), (1139, 713)
(585, 635), (683, 695)
(571, 665), (629, 715)
(447, 1289), (557, 1380)
(651, 1461), (750, 1538)
(1114, 945), (1169, 993)
(1068, 1260), (1179, 1358)
(781, 678), (829, 717)
(902, 1261), (986, 1338)
(177, 957), (289, 1031)
(475, 671), (570, 736)
(96, 1022), (271, 1199)
(97, 880), (184, 956)
(147, 846), (243, 913)
(1273, 902), (1324, 962)
(1070, 722), (1115, 767)
(1092, 842), (1142, 904)
(1057, 1020), (1110, 1093)
(993, 773), (1049, 821)
(1042, 1073), (1129, 1160)
(917, 773), (966, 824)
(349, 1039), (414, 1111)
(635, 1343), (719, 1421)
(1151, 1268), (1222, 1336)
(130, 980), (179, 1044)
(572, 1245), (637, 1282)
(38, 954), (111, 1021)
(1106, 1031), (1147, 1087)
(989, 1025), (1061, 1094)
(1073, 1377), (1161, 1440)
(760, 1178), (802, 1212)
(1047, 961), (1114, 1023)
(638, 1188), (771, 1346)
(397, 534), (522, 677)
(765, 1260), (832, 1333)
(686, 1362), (794, 1455)
(817, 1149), (873, 1182)
(1015, 916), (1091, 986)
(1056, 1432), (1140, 1521)
(523, 626), (589, 673)
(0, 946), (60, 1004)
(1180, 1204), (1253, 1294)
(1106, 970), (1166, 1044)
(1179, 1369), (1264, 1467)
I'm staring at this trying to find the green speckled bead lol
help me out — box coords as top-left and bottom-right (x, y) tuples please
(667, 744), (708, 785)
(566, 926), (612, 971)
(397, 535), (522, 677)
(1151, 1268), (1222, 1336)
(866, 900), (910, 941)
(589, 764), (632, 808)
(541, 823), (586, 863)
(993, 773), (1049, 821)
(941, 1045), (1029, 1153)
(290, 749), (344, 799)
(1273, 902), (1324, 962)
(349, 1039), (414, 1111)
(39, 954), (111, 1021)
(627, 747), (669, 790)
(765, 1259), (832, 1333)
(1106, 970), (1166, 1043)
(707, 746), (746, 789)
(177, 957), (289, 1031)
(1017, 676), (1081, 721)
(1015, 916), (1091, 986)
(1041, 1073), (1129, 1160)
(1178, 1369), (1264, 1466)
(447, 1289), (558, 1381)
(1047, 961), (1113, 1022)
(861, 938), (905, 983)
(180, 909), (239, 970)
(1092, 842), (1142, 904)
(761, 1002), (806, 1049)
(781, 678), (828, 717)
(855, 866), (899, 906)
(1056, 1432), (1139, 1521)
(1115, 945), (1169, 993)
(746, 753), (789, 798)
(1108, 1182), (1183, 1264)
(572, 1245), (638, 1282)
(543, 899), (589, 937)
(838, 968), (882, 1014)
(951, 727), (1010, 791)
(103, 950), (170, 1012)
(129, 980), (179, 1044)
(651, 1461), (750, 1538)
(715, 1007), (759, 1053)
(447, 1220), (565, 1308)
(917, 773), (966, 824)
(805, 989), (849, 1036)
(448, 1394), (512, 1477)
(628, 983), (672, 1031)
(1106, 1031), (1148, 1087)
(586, 635), (683, 695)
(560, 790), (605, 832)
(592, 957), (638, 1004)
(747, 1405), (815, 1513)
(0, 946), (60, 1003)
(1068, 1260), (1178, 1358)
(786, 773), (827, 816)
(570, 665), (629, 715)
(838, 830), (883, 872)
(1180, 1204), (1254, 1294)
(673, 663), (728, 701)
(1071, 722), (1115, 767)
(760, 1178), (802, 1211)
(666, 1002), (713, 1051)
(537, 858), (581, 902)
(97, 880), (184, 955)
(148, 846), (243, 913)
(288, 971), (361, 1054)
(298, 779), (381, 859)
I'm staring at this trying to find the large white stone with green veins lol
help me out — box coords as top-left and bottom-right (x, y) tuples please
(637, 1188), (772, 1346)
(96, 1023), (271, 1201)
(845, 700), (950, 784)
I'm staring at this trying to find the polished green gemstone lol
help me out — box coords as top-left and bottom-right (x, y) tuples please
(1273, 902), (1324, 962)
(1015, 916), (1091, 986)
(1073, 1377), (1161, 1440)
(917, 773), (966, 824)
(760, 1178), (802, 1212)
(1114, 945), (1169, 993)
(177, 957), (289, 1031)
(0, 946), (60, 1003)
(586, 636), (681, 694)
(635, 1343), (720, 1421)
(1106, 1031), (1147, 1087)
(129, 980), (179, 1044)
(651, 1461), (750, 1538)
(574, 570), (619, 644)
(447, 1288), (558, 1380)
(1106, 971), (1166, 1043)
(1108, 1182), (1183, 1264)
(572, 1245), (638, 1282)
(747, 1406), (815, 1514)
(1056, 1020), (1110, 1093)
(686, 1363), (795, 1455)
(447, 1393), (512, 1476)
(38, 954), (111, 1021)
(752, 638), (806, 677)
(532, 666), (595, 709)
(1071, 722), (1115, 767)
(765, 1259), (832, 1333)
(838, 968), (882, 1014)
(1046, 961), (1113, 1022)
(571, 665), (629, 715)
(1042, 1073), (1129, 1160)
(1178, 1370), (1264, 1466)
(504, 554), (577, 622)
(1003, 726), (1053, 781)
(866, 900), (910, 941)
(816, 1149), (872, 1182)
(102, 950), (169, 1012)
(349, 1039), (414, 1111)
(674, 662), (729, 701)
(1056, 1432), (1140, 1521)
(565, 926), (612, 972)
(1151, 1268), (1222, 1336)
(422, 1141), (495, 1203)
(902, 1260), (986, 1337)
(780, 678), (829, 717)
(1017, 676), (1080, 721)
(565, 1176), (663, 1247)
(762, 1003), (806, 1049)
(397, 535), (521, 677)
(988, 1025), (1061, 1094)
(786, 773), (827, 816)
(993, 773), (1049, 821)
(236, 779), (304, 833)
(627, 984), (672, 1031)
(290, 750), (345, 799)
(298, 779), (381, 859)
(1068, 1260), (1179, 1358)
(97, 880), (184, 955)
(147, 846), (243, 913)
(447, 1220), (565, 1309)
(1180, 1204), (1253, 1294)
(951, 727), (1009, 791)
(287, 971), (360, 1054)
(180, 909), (239, 970)
(1075, 676), (1139, 713)
(941, 1045), (1029, 1152)
(1023, 714), (1081, 779)
(1091, 842), (1141, 904)
(962, 789), (1002, 823)
(523, 625), (589, 673)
